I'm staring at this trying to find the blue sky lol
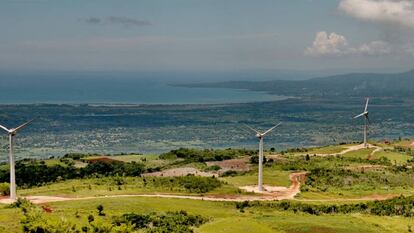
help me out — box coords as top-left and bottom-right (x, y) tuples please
(1, 0), (414, 73)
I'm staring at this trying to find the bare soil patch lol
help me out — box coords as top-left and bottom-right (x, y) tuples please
(239, 172), (307, 200)
(87, 156), (122, 164)
(206, 157), (250, 173)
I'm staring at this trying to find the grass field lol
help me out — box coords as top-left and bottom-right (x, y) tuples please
(222, 168), (291, 187)
(307, 145), (348, 155)
(372, 151), (411, 164)
(1, 196), (413, 233)
(342, 148), (375, 159)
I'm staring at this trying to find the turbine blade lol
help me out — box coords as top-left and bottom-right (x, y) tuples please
(0, 125), (9, 133)
(364, 98), (370, 112)
(263, 122), (282, 136)
(244, 124), (260, 134)
(353, 113), (365, 119)
(13, 119), (35, 133)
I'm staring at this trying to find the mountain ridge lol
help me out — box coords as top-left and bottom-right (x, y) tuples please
(176, 70), (414, 97)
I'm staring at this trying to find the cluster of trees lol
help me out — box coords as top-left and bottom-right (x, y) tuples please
(393, 146), (413, 154)
(303, 167), (414, 191)
(62, 152), (143, 160)
(160, 148), (255, 162)
(15, 199), (207, 233)
(0, 160), (145, 188)
(249, 155), (275, 165)
(145, 175), (222, 193)
(220, 170), (247, 177)
(280, 147), (309, 155)
(239, 195), (414, 217)
(278, 155), (392, 172)
(113, 210), (207, 232)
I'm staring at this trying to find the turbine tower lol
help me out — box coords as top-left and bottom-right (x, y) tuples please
(0, 119), (34, 200)
(246, 122), (281, 192)
(353, 98), (370, 148)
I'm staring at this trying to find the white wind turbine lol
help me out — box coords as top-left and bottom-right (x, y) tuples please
(353, 98), (370, 148)
(0, 119), (34, 200)
(245, 122), (281, 192)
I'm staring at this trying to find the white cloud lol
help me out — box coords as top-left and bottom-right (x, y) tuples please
(305, 31), (391, 57)
(339, 0), (414, 27)
(305, 31), (348, 56)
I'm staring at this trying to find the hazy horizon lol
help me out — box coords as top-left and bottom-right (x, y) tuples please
(2, 0), (414, 76)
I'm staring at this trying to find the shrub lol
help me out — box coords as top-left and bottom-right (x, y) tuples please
(97, 204), (105, 216)
(0, 183), (9, 196)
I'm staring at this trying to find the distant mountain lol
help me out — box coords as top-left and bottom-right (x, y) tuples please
(177, 70), (414, 97)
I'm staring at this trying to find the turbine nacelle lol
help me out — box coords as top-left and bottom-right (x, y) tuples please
(245, 122), (282, 139)
(256, 133), (263, 138)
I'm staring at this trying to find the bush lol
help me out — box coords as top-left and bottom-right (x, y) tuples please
(177, 175), (222, 193)
(0, 183), (9, 196)
(205, 165), (221, 171)
(148, 176), (222, 193)
(97, 204), (105, 216)
(246, 195), (414, 217)
(113, 211), (208, 232)
(250, 155), (267, 164)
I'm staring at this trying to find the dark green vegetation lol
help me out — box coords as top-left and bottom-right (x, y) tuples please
(0, 159), (145, 187)
(239, 195), (414, 217)
(13, 198), (207, 233)
(148, 176), (222, 193)
(160, 148), (255, 162)
(304, 166), (414, 192)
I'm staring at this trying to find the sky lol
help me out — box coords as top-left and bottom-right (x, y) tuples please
(1, 0), (414, 74)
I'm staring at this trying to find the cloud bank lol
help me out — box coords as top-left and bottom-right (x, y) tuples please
(338, 0), (414, 57)
(339, 0), (414, 28)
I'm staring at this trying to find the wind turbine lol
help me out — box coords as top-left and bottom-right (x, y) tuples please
(353, 98), (370, 148)
(245, 122), (281, 192)
(0, 119), (34, 200)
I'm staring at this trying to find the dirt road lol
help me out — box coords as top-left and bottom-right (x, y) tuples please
(311, 143), (382, 157)
(0, 170), (396, 204)
(0, 172), (307, 204)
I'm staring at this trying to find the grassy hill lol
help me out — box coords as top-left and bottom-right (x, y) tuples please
(1, 140), (414, 232)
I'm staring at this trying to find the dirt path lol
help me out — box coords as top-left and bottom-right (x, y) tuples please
(311, 143), (382, 157)
(0, 172), (307, 204)
(0, 171), (396, 204)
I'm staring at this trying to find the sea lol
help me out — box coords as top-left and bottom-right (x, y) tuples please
(0, 72), (285, 104)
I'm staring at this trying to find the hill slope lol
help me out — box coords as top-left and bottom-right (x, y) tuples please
(177, 70), (414, 97)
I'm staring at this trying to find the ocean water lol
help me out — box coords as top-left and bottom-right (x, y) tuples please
(0, 74), (285, 104)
